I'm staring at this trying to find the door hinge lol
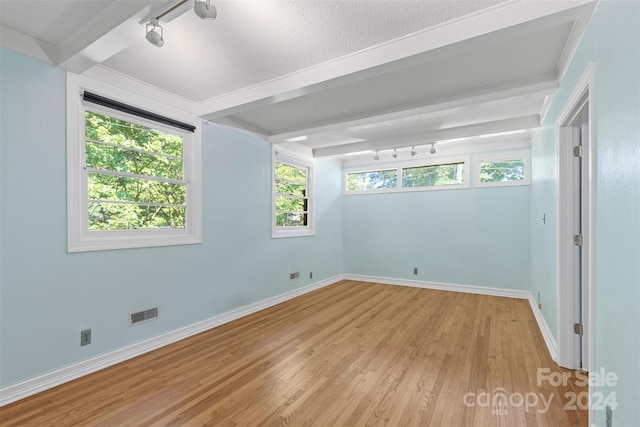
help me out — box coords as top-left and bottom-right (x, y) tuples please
(573, 234), (584, 246)
(573, 145), (584, 157)
(574, 323), (584, 336)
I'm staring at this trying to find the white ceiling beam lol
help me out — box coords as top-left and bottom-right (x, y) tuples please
(211, 116), (270, 140)
(312, 115), (540, 158)
(197, 0), (597, 120)
(269, 73), (557, 143)
(56, 1), (176, 74)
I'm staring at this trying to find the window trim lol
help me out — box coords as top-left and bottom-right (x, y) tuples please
(343, 155), (470, 195)
(271, 147), (315, 238)
(67, 73), (202, 252)
(473, 150), (531, 188)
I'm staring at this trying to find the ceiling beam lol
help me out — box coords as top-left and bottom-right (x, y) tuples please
(312, 115), (540, 158)
(56, 1), (177, 74)
(269, 73), (557, 143)
(197, 0), (597, 121)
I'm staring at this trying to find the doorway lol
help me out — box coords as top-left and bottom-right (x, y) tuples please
(556, 65), (595, 374)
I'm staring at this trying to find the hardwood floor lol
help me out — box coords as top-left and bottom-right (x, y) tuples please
(0, 280), (587, 426)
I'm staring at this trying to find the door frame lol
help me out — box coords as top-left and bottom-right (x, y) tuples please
(556, 63), (595, 374)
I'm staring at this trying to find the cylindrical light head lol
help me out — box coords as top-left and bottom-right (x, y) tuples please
(411, 146), (417, 156)
(392, 148), (398, 159)
(430, 144), (438, 154)
(374, 151), (380, 161)
(194, 0), (217, 19)
(146, 21), (164, 47)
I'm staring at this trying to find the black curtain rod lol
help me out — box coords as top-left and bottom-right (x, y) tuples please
(83, 92), (196, 133)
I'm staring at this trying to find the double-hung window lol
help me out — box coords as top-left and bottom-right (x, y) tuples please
(272, 149), (314, 238)
(67, 76), (202, 252)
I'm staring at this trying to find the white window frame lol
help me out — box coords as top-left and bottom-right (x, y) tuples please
(343, 155), (470, 195)
(67, 73), (202, 252)
(473, 149), (531, 188)
(272, 148), (315, 238)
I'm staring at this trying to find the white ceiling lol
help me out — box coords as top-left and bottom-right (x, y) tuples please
(0, 0), (597, 159)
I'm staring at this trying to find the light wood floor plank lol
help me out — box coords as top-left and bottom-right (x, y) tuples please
(0, 280), (587, 426)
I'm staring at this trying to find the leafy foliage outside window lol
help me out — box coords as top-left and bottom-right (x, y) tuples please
(275, 162), (308, 227)
(479, 159), (525, 183)
(85, 111), (187, 230)
(346, 163), (464, 192)
(402, 163), (464, 187)
(347, 169), (397, 191)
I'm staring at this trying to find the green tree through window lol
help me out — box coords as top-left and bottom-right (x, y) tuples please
(274, 162), (309, 227)
(347, 169), (397, 191)
(479, 159), (525, 183)
(85, 111), (187, 230)
(402, 163), (464, 187)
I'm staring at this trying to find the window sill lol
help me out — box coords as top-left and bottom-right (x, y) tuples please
(271, 228), (315, 239)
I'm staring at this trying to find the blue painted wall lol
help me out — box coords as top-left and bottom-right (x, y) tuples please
(343, 185), (531, 290)
(530, 1), (640, 425)
(0, 47), (344, 387)
(530, 128), (558, 337)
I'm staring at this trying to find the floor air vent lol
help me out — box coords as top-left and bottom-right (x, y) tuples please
(130, 307), (158, 325)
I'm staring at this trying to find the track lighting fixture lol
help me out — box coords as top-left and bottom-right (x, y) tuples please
(145, 19), (164, 47)
(373, 151), (380, 161)
(392, 148), (398, 159)
(430, 143), (438, 154)
(411, 146), (417, 156)
(144, 1), (217, 47)
(194, 0), (217, 20)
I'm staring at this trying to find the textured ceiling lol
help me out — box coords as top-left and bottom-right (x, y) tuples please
(0, 0), (597, 158)
(0, 0), (113, 46)
(231, 22), (572, 133)
(101, 0), (506, 102)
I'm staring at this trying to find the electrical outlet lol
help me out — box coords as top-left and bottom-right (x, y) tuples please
(80, 329), (91, 346)
(413, 267), (418, 275)
(606, 405), (612, 427)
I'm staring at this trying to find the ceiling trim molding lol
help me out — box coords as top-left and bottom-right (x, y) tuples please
(554, 2), (597, 81)
(81, 65), (198, 117)
(0, 24), (58, 64)
(312, 115), (540, 158)
(212, 116), (270, 140)
(197, 0), (597, 120)
(269, 73), (558, 143)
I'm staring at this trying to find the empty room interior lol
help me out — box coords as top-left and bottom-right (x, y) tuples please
(0, 0), (638, 426)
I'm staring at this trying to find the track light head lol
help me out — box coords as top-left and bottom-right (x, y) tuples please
(411, 146), (417, 156)
(392, 148), (398, 159)
(430, 143), (438, 154)
(373, 151), (380, 161)
(146, 20), (164, 47)
(194, 0), (217, 19)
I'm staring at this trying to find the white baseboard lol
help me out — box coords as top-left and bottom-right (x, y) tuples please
(0, 274), (343, 407)
(343, 274), (532, 299)
(527, 295), (558, 362)
(1, 273), (559, 406)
